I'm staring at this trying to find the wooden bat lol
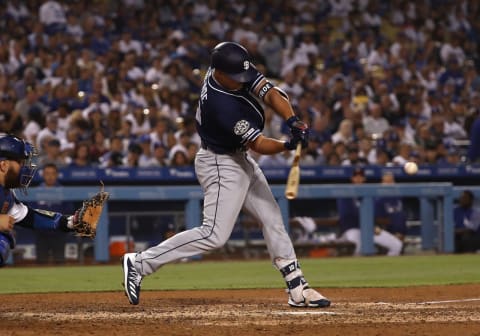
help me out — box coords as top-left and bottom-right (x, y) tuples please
(285, 143), (302, 200)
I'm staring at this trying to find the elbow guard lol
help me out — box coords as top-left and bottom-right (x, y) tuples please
(274, 86), (289, 101)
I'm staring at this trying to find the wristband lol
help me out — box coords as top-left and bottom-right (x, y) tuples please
(286, 116), (300, 127)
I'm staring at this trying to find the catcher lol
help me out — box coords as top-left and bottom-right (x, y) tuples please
(0, 134), (109, 266)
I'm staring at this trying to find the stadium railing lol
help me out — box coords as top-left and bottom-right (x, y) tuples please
(19, 183), (480, 262)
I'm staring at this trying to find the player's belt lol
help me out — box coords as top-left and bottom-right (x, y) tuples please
(201, 142), (246, 155)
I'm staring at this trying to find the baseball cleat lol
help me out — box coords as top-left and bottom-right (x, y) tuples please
(122, 253), (142, 305)
(288, 287), (331, 308)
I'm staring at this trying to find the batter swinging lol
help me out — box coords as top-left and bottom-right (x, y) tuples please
(122, 42), (331, 308)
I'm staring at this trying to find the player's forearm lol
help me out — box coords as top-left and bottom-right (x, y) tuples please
(249, 135), (287, 155)
(264, 88), (295, 120)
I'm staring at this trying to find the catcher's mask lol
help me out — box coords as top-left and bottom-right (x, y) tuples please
(0, 134), (38, 194)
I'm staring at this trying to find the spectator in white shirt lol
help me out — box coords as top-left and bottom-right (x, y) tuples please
(328, 0), (353, 18)
(363, 102), (390, 137)
(39, 0), (66, 35)
(6, 1), (30, 22)
(209, 11), (231, 40)
(332, 119), (354, 145)
(118, 30), (143, 56)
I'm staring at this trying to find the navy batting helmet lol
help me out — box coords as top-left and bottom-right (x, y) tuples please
(210, 42), (257, 83)
(0, 134), (37, 193)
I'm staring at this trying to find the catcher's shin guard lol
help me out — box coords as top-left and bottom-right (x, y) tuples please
(276, 259), (331, 308)
(0, 232), (15, 267)
(122, 253), (142, 305)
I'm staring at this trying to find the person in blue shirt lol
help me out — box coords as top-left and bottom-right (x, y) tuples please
(454, 190), (480, 253)
(337, 167), (403, 256)
(374, 172), (408, 242)
(31, 163), (75, 264)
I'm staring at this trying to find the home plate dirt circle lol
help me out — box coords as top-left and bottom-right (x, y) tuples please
(1, 285), (480, 335)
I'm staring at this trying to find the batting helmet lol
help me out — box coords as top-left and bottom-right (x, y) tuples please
(210, 42), (257, 83)
(0, 134), (37, 193)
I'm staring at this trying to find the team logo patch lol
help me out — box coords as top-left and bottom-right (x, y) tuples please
(234, 120), (250, 135)
(243, 61), (250, 70)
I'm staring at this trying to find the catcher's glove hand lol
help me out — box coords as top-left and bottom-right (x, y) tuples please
(71, 183), (110, 238)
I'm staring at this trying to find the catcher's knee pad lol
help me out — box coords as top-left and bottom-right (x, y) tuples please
(0, 232), (15, 267)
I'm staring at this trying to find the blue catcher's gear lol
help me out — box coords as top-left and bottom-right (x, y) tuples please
(0, 231), (15, 267)
(0, 134), (37, 194)
(210, 42), (257, 83)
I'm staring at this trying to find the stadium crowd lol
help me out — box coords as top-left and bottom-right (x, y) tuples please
(0, 0), (479, 170)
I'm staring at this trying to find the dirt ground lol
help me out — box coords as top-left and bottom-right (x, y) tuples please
(1, 284), (480, 336)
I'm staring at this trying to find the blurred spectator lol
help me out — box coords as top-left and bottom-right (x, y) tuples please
(32, 163), (74, 264)
(332, 119), (354, 144)
(392, 143), (412, 166)
(69, 142), (92, 167)
(14, 66), (41, 100)
(185, 142), (199, 165)
(99, 136), (125, 168)
(149, 117), (176, 149)
(6, 2), (30, 22)
(39, 1), (66, 35)
(0, 93), (23, 135)
(342, 142), (368, 166)
(454, 190), (480, 253)
(209, 11), (230, 40)
(168, 146), (189, 167)
(362, 102), (390, 137)
(118, 30), (142, 56)
(90, 129), (109, 164)
(23, 106), (45, 145)
(15, 84), (47, 122)
(158, 62), (189, 93)
(38, 138), (67, 167)
(125, 103), (151, 136)
(36, 114), (60, 152)
(258, 27), (283, 77)
(152, 143), (169, 167)
(468, 111), (480, 163)
(375, 148), (393, 166)
(124, 142), (142, 167)
(137, 134), (157, 167)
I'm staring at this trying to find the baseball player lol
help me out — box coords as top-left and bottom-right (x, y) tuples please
(0, 134), (98, 266)
(122, 42), (331, 308)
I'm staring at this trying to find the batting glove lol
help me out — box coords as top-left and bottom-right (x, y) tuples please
(284, 137), (300, 150)
(286, 116), (309, 134)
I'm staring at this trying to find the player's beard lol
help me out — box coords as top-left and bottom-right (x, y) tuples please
(4, 166), (20, 189)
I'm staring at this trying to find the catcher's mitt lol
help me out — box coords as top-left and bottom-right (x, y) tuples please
(72, 183), (110, 238)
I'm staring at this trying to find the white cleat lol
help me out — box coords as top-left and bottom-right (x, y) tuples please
(122, 253), (142, 305)
(288, 287), (331, 308)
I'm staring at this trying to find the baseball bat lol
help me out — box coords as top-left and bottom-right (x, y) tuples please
(285, 143), (302, 200)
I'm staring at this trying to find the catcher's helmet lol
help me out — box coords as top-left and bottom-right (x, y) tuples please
(0, 134), (37, 193)
(210, 42), (257, 83)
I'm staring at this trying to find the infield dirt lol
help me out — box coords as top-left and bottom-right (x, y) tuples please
(1, 284), (480, 335)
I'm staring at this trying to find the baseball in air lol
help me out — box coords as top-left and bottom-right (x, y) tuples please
(404, 162), (418, 175)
